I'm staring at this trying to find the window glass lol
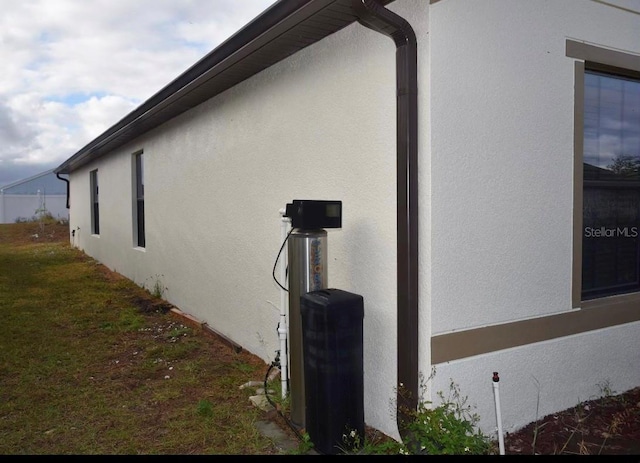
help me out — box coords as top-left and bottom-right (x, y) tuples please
(90, 170), (99, 235)
(135, 153), (145, 247)
(582, 71), (640, 299)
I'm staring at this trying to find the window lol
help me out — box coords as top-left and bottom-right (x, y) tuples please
(582, 71), (640, 300)
(134, 152), (145, 247)
(90, 169), (99, 235)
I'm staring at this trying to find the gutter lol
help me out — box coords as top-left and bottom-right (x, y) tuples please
(54, 0), (397, 176)
(351, 0), (419, 440)
(52, 0), (317, 175)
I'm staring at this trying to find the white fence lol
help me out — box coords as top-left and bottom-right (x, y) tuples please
(0, 193), (69, 224)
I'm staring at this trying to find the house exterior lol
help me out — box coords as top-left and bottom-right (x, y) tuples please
(0, 169), (69, 224)
(54, 0), (640, 442)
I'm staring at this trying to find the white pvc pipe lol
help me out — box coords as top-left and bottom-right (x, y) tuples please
(492, 372), (506, 455)
(278, 208), (290, 399)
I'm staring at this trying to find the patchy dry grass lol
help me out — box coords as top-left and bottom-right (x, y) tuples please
(0, 222), (280, 455)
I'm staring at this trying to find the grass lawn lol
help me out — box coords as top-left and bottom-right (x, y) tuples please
(5, 220), (636, 456)
(0, 221), (281, 455)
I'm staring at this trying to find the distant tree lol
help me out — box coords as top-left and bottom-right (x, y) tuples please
(608, 155), (640, 177)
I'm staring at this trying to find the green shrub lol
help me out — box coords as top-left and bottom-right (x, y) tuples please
(396, 371), (495, 455)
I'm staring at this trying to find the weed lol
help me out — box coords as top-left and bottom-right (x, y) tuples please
(287, 432), (314, 455)
(393, 369), (494, 455)
(196, 399), (214, 418)
(98, 308), (145, 332)
(119, 307), (146, 331)
(358, 436), (402, 455)
(145, 274), (167, 299)
(596, 379), (616, 401)
(232, 361), (256, 374)
(35, 207), (50, 232)
(296, 369), (493, 456)
(341, 428), (364, 452)
(165, 325), (190, 340)
(265, 377), (290, 414)
(337, 427), (398, 455)
(558, 422), (580, 454)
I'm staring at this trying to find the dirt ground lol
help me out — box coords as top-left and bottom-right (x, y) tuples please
(503, 386), (640, 455)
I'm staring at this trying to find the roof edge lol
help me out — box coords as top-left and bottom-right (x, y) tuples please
(54, 0), (322, 175)
(1, 168), (62, 191)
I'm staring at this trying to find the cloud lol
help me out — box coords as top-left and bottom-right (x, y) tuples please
(0, 0), (275, 185)
(0, 98), (38, 150)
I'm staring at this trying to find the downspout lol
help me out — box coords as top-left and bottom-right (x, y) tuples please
(351, 0), (419, 441)
(56, 173), (70, 209)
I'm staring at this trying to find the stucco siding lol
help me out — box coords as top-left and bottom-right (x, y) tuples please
(430, 0), (640, 436)
(430, 0), (640, 331)
(64, 0), (640, 441)
(68, 0), (428, 439)
(433, 320), (640, 436)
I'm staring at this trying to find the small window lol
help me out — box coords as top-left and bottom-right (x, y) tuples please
(582, 70), (640, 299)
(90, 169), (99, 235)
(134, 152), (145, 247)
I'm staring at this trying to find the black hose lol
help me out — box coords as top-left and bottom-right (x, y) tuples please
(272, 228), (294, 292)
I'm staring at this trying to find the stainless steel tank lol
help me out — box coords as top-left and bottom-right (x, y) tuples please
(287, 228), (327, 430)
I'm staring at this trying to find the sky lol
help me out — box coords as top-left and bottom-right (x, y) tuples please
(0, 0), (276, 187)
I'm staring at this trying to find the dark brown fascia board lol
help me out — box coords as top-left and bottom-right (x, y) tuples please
(54, 0), (393, 175)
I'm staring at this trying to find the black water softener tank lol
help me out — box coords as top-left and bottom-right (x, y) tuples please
(300, 288), (364, 455)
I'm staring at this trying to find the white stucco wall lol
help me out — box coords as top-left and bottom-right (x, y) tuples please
(432, 321), (640, 436)
(430, 0), (640, 330)
(68, 0), (428, 439)
(429, 0), (640, 436)
(66, 0), (640, 442)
